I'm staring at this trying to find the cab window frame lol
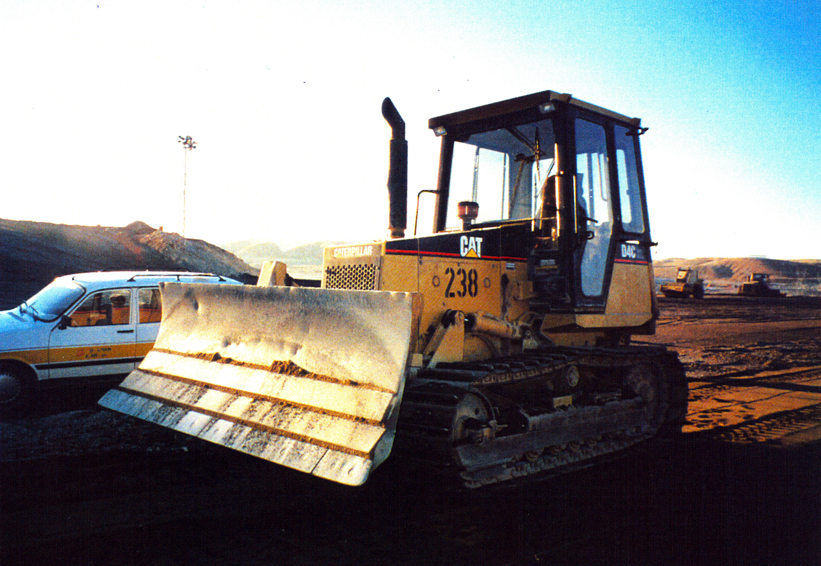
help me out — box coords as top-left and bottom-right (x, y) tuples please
(613, 123), (650, 238)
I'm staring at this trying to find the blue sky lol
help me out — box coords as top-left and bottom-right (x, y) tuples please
(1, 0), (818, 259)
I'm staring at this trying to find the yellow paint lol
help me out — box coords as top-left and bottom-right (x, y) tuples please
(380, 254), (419, 293)
(50, 342), (137, 363)
(1, 341), (146, 375)
(541, 313), (578, 331)
(606, 262), (653, 317)
(324, 237), (656, 362)
(136, 342), (155, 357)
(541, 262), (654, 332)
(0, 348), (49, 366)
(503, 263), (532, 323)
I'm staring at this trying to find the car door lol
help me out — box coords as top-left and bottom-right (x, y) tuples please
(47, 288), (138, 380)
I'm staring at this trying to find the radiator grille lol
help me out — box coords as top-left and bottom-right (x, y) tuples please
(324, 262), (379, 290)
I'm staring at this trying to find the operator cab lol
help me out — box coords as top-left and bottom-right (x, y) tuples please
(428, 91), (653, 311)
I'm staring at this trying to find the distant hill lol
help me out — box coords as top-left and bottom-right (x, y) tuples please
(3, 218), (818, 308)
(654, 257), (821, 281)
(221, 240), (284, 265)
(654, 257), (821, 296)
(221, 239), (345, 280)
(0, 218), (257, 309)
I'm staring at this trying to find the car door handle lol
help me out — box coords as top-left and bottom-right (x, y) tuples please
(117, 329), (135, 334)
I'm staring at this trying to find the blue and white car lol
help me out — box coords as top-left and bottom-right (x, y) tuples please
(0, 271), (242, 413)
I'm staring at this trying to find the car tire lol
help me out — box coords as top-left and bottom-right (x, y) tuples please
(0, 362), (33, 415)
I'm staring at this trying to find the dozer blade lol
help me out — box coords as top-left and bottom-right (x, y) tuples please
(99, 283), (415, 486)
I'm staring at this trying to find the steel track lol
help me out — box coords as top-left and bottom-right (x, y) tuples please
(394, 345), (687, 487)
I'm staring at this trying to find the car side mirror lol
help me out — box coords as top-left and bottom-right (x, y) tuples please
(58, 315), (72, 330)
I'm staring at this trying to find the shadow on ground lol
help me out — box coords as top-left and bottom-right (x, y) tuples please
(2, 429), (819, 566)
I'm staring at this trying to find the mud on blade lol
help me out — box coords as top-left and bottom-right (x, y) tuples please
(100, 283), (415, 486)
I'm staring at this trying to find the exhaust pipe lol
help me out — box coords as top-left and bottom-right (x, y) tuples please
(382, 97), (407, 239)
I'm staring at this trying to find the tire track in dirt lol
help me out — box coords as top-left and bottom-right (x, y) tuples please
(684, 364), (821, 443)
(703, 403), (821, 444)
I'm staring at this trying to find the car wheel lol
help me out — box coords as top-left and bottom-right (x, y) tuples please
(0, 362), (32, 414)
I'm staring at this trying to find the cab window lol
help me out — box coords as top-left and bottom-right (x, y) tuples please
(138, 288), (162, 323)
(447, 118), (557, 227)
(70, 289), (131, 327)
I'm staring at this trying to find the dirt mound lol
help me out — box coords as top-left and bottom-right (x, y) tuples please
(0, 218), (257, 309)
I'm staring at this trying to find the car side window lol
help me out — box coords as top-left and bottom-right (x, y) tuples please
(138, 288), (162, 324)
(70, 289), (131, 327)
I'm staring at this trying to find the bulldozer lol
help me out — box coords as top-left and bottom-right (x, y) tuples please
(660, 267), (705, 298)
(100, 90), (687, 487)
(738, 273), (784, 297)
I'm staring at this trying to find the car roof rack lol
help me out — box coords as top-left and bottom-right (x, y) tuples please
(126, 272), (228, 282)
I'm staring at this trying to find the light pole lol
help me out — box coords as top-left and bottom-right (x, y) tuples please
(178, 135), (197, 238)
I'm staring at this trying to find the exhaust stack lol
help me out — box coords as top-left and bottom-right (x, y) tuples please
(382, 97), (407, 239)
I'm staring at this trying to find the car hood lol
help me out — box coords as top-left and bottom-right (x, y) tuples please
(0, 308), (54, 352)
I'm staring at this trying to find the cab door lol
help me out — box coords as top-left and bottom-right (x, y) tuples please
(574, 116), (614, 308)
(47, 288), (138, 380)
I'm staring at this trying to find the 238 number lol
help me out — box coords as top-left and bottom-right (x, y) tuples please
(444, 267), (479, 298)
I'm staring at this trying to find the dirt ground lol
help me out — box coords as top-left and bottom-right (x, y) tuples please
(2, 294), (820, 566)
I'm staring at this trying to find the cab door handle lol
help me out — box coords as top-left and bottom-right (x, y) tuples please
(117, 329), (135, 334)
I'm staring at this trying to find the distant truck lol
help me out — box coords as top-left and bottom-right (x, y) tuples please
(661, 268), (704, 298)
(738, 273), (785, 297)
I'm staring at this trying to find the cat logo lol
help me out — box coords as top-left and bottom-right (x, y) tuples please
(460, 236), (483, 258)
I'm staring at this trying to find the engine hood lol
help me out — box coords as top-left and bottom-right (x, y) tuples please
(0, 308), (53, 353)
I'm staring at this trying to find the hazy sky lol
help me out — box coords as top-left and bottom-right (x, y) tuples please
(1, 0), (818, 259)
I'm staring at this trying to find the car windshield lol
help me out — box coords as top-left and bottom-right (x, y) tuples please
(20, 279), (85, 322)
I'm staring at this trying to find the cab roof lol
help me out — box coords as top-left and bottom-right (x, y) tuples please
(428, 90), (642, 132)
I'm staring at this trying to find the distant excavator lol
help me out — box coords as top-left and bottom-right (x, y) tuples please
(100, 90), (687, 487)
